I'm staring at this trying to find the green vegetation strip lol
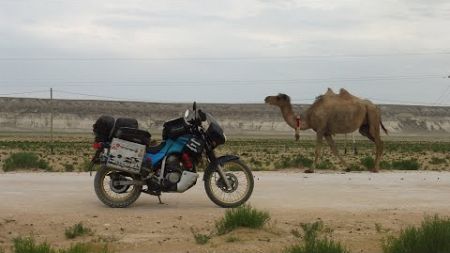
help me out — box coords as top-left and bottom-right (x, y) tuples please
(215, 204), (270, 235)
(0, 138), (449, 171)
(3, 152), (51, 172)
(383, 215), (450, 253)
(285, 221), (350, 253)
(12, 237), (109, 253)
(65, 223), (92, 239)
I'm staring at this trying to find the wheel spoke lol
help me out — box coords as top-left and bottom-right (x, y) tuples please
(206, 160), (253, 205)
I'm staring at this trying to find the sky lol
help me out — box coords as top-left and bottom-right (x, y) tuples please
(0, 0), (449, 105)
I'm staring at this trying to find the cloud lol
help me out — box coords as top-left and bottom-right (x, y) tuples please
(0, 0), (449, 104)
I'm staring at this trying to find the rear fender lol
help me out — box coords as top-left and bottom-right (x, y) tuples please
(203, 155), (239, 181)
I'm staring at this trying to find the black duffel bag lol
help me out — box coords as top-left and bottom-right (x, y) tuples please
(110, 118), (139, 139)
(93, 115), (115, 142)
(115, 127), (151, 146)
(162, 117), (190, 140)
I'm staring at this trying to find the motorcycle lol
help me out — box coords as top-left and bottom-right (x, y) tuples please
(89, 102), (254, 208)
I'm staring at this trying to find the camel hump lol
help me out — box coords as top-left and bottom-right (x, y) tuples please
(338, 88), (353, 99)
(325, 88), (336, 96)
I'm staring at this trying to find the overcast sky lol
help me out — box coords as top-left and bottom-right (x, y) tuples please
(0, 0), (449, 105)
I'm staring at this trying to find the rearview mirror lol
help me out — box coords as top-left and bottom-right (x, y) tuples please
(198, 110), (207, 121)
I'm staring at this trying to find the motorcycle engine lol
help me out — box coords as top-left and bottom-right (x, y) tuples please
(164, 155), (182, 186)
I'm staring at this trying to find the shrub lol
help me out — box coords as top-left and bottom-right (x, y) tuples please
(383, 215), (450, 253)
(291, 155), (313, 168)
(275, 155), (313, 169)
(285, 238), (350, 253)
(429, 157), (447, 165)
(190, 228), (210, 245)
(63, 163), (75, 172)
(391, 159), (420, 170)
(215, 204), (270, 235)
(65, 223), (92, 239)
(284, 221), (349, 253)
(13, 237), (109, 253)
(360, 156), (375, 170)
(3, 152), (51, 172)
(380, 161), (392, 170)
(316, 159), (333, 170)
(347, 163), (364, 172)
(13, 237), (52, 253)
(77, 159), (93, 172)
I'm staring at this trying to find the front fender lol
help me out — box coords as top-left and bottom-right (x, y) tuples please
(203, 155), (240, 181)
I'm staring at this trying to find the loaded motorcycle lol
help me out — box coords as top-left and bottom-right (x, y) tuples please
(89, 103), (254, 208)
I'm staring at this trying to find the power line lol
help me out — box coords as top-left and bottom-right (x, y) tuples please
(0, 74), (445, 87)
(54, 90), (138, 102)
(0, 51), (450, 61)
(0, 90), (48, 96)
(0, 88), (448, 106)
(434, 85), (450, 105)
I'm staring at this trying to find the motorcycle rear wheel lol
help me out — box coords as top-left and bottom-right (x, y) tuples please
(204, 159), (254, 208)
(94, 166), (142, 208)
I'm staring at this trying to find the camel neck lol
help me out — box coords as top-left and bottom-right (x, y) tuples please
(279, 104), (310, 130)
(279, 105), (298, 130)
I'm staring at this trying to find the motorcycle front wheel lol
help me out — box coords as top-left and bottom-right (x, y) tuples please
(204, 159), (254, 208)
(94, 166), (142, 208)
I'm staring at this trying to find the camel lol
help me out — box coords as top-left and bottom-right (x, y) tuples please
(265, 88), (387, 172)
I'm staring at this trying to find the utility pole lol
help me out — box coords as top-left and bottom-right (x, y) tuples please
(50, 88), (54, 154)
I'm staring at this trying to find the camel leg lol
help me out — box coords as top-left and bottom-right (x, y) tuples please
(306, 133), (324, 173)
(325, 135), (348, 170)
(344, 134), (348, 154)
(359, 125), (378, 172)
(369, 123), (383, 173)
(352, 133), (358, 155)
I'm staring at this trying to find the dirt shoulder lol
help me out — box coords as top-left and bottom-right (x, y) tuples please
(0, 171), (449, 253)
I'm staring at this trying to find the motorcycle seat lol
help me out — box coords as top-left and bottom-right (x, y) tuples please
(147, 142), (165, 154)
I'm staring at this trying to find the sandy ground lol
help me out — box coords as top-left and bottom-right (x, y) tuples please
(0, 171), (449, 253)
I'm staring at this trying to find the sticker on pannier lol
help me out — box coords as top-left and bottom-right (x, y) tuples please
(106, 138), (146, 174)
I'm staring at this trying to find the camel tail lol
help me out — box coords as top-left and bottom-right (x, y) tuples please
(380, 120), (388, 135)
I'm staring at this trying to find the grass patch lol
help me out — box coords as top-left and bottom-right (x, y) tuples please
(77, 158), (93, 172)
(65, 223), (92, 239)
(215, 204), (270, 235)
(190, 228), (210, 245)
(225, 236), (240, 243)
(63, 163), (75, 172)
(383, 215), (450, 253)
(391, 159), (420, 170)
(316, 159), (333, 170)
(360, 156), (375, 170)
(346, 163), (364, 171)
(380, 161), (392, 170)
(275, 155), (313, 169)
(13, 237), (52, 253)
(3, 152), (51, 172)
(429, 157), (447, 165)
(284, 221), (349, 253)
(13, 237), (109, 253)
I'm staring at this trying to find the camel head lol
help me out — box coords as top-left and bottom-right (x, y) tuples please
(265, 93), (300, 141)
(264, 93), (291, 107)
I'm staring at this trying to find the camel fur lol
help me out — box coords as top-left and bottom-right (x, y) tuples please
(265, 88), (387, 172)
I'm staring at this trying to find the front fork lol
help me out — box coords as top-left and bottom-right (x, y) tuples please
(205, 150), (233, 190)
